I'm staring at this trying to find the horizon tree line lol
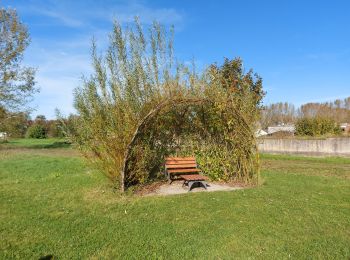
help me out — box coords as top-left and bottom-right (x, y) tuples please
(260, 97), (350, 129)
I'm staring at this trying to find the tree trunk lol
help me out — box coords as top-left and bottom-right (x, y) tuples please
(120, 170), (124, 193)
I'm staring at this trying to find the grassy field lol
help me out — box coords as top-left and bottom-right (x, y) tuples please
(0, 138), (71, 149)
(1, 139), (350, 259)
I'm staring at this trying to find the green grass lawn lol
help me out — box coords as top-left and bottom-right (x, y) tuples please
(1, 139), (350, 259)
(0, 138), (70, 149)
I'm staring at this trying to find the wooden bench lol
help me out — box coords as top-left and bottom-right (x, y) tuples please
(165, 157), (201, 183)
(180, 174), (208, 191)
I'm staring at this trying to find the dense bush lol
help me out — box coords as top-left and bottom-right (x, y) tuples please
(46, 121), (65, 138)
(73, 19), (264, 191)
(295, 117), (341, 136)
(26, 124), (47, 139)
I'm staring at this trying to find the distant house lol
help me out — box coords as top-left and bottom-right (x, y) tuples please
(0, 132), (8, 140)
(340, 123), (350, 132)
(267, 124), (295, 135)
(256, 129), (268, 137)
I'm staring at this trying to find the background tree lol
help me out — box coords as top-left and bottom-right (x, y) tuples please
(260, 102), (297, 129)
(300, 98), (350, 123)
(0, 107), (30, 137)
(0, 8), (37, 111)
(55, 110), (79, 141)
(46, 119), (65, 138)
(260, 97), (350, 131)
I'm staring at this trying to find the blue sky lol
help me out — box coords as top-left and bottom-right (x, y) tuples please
(3, 0), (350, 118)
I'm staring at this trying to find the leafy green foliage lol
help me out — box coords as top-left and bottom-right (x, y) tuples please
(73, 19), (264, 191)
(25, 124), (47, 139)
(54, 110), (79, 140)
(0, 8), (38, 111)
(73, 19), (181, 190)
(0, 107), (30, 137)
(194, 143), (238, 181)
(46, 121), (65, 138)
(295, 117), (341, 136)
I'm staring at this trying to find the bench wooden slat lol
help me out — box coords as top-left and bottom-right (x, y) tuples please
(165, 159), (196, 162)
(166, 164), (197, 169)
(165, 156), (204, 185)
(166, 162), (196, 166)
(167, 168), (200, 174)
(166, 162), (196, 165)
(180, 174), (208, 181)
(166, 157), (195, 161)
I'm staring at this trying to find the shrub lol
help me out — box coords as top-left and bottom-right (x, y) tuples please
(295, 117), (341, 136)
(73, 19), (264, 192)
(47, 121), (65, 138)
(26, 124), (47, 139)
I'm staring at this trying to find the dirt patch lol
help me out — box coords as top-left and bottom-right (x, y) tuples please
(142, 180), (243, 196)
(134, 180), (168, 196)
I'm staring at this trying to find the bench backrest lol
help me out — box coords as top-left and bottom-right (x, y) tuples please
(165, 157), (197, 171)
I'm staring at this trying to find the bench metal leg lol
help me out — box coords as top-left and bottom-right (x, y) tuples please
(187, 181), (208, 191)
(188, 181), (195, 191)
(166, 172), (173, 184)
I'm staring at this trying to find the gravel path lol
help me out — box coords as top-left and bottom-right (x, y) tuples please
(146, 181), (243, 196)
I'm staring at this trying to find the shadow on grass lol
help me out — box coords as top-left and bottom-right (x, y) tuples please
(0, 140), (72, 150)
(30, 141), (72, 149)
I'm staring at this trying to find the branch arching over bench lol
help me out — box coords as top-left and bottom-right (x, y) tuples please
(121, 97), (206, 191)
(121, 97), (255, 191)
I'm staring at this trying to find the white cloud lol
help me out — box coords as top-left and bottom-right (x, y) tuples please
(16, 0), (185, 118)
(24, 39), (93, 118)
(18, 1), (184, 28)
(32, 75), (78, 118)
(106, 2), (184, 25)
(31, 8), (84, 28)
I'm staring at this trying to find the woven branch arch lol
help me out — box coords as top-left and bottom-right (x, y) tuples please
(121, 97), (257, 191)
(72, 18), (264, 192)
